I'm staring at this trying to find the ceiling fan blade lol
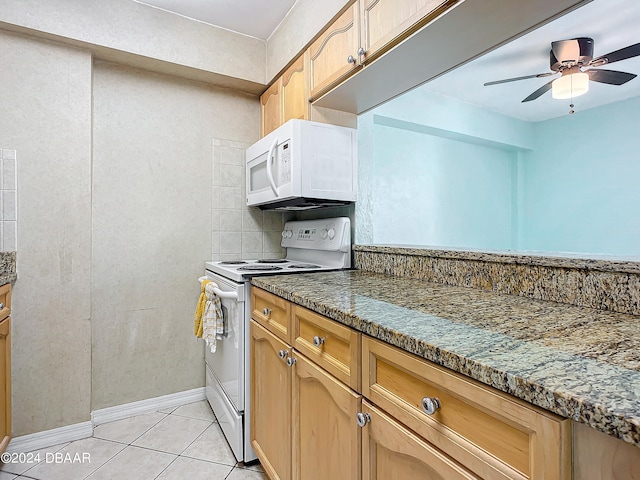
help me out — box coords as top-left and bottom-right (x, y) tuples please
(588, 69), (637, 85)
(484, 72), (555, 86)
(590, 43), (640, 66)
(521, 80), (554, 102)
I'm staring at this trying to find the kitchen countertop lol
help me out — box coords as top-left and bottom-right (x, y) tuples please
(0, 251), (17, 286)
(252, 269), (640, 447)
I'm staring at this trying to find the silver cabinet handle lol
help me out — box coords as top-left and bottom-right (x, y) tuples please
(357, 47), (366, 57)
(278, 349), (289, 359)
(0, 303), (4, 310)
(347, 55), (356, 64)
(286, 357), (297, 367)
(262, 308), (272, 316)
(312, 336), (325, 347)
(356, 412), (371, 427)
(421, 397), (441, 415)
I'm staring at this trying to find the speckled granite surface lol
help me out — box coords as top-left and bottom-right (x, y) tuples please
(0, 251), (17, 286)
(252, 270), (640, 447)
(354, 245), (640, 316)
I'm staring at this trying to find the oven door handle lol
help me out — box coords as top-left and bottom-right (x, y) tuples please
(198, 276), (240, 301)
(266, 137), (279, 196)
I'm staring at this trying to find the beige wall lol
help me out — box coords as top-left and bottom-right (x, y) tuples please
(90, 62), (259, 410)
(0, 25), (266, 434)
(0, 0), (266, 87)
(0, 30), (93, 435)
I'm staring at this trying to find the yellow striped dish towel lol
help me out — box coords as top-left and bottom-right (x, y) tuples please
(194, 279), (211, 337)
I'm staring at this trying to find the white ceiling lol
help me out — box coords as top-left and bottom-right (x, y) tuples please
(134, 0), (297, 40)
(422, 0), (640, 122)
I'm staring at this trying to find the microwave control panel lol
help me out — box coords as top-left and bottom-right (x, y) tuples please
(279, 142), (291, 184)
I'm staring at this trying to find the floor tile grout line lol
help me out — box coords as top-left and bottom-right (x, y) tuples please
(122, 411), (171, 447)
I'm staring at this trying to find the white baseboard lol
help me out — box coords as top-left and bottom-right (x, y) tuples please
(91, 387), (206, 426)
(6, 421), (93, 454)
(6, 387), (206, 453)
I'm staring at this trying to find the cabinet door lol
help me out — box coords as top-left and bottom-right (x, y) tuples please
(360, 0), (458, 63)
(0, 316), (10, 453)
(292, 353), (361, 480)
(250, 321), (292, 480)
(309, 2), (361, 101)
(260, 79), (282, 138)
(282, 54), (310, 124)
(361, 400), (479, 480)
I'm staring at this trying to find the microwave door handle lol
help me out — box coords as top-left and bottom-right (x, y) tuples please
(266, 137), (279, 196)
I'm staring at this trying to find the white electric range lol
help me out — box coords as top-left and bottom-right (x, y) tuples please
(200, 217), (351, 464)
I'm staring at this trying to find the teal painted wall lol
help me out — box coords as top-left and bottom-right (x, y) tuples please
(522, 95), (640, 255)
(357, 89), (640, 257)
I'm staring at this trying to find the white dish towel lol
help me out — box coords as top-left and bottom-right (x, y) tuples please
(203, 282), (225, 353)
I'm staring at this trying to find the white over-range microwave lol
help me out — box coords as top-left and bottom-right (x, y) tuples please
(246, 119), (357, 210)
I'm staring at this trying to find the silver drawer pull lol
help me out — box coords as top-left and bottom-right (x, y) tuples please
(0, 303), (4, 310)
(347, 54), (356, 64)
(262, 308), (272, 316)
(278, 349), (289, 359)
(286, 357), (297, 367)
(356, 412), (371, 428)
(312, 336), (325, 347)
(421, 397), (441, 415)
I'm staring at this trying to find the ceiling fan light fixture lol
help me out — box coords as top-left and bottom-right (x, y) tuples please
(552, 72), (589, 99)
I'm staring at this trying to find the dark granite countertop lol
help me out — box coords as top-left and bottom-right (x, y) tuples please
(0, 251), (16, 286)
(252, 269), (640, 447)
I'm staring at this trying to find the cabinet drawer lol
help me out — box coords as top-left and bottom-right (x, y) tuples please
(362, 337), (571, 480)
(251, 287), (292, 344)
(0, 284), (11, 322)
(293, 306), (360, 391)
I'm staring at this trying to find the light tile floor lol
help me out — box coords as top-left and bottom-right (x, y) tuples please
(0, 400), (267, 480)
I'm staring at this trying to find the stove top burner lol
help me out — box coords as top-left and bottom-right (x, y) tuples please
(220, 260), (248, 265)
(237, 265), (284, 271)
(288, 264), (321, 269)
(255, 259), (288, 264)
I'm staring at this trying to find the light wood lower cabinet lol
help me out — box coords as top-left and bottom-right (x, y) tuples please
(252, 287), (638, 480)
(292, 353), (361, 480)
(361, 400), (478, 480)
(250, 321), (292, 480)
(0, 283), (11, 454)
(362, 336), (571, 480)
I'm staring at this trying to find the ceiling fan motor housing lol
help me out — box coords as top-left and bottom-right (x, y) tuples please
(550, 37), (594, 71)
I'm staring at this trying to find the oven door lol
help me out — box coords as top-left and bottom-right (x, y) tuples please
(204, 272), (246, 412)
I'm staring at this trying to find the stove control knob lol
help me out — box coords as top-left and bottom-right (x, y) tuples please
(321, 229), (328, 239)
(327, 228), (336, 240)
(286, 230), (293, 239)
(281, 230), (287, 238)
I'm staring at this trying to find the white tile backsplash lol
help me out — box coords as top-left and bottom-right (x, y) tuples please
(212, 139), (284, 261)
(0, 148), (17, 251)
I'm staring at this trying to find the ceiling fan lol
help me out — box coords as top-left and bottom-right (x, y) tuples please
(484, 38), (640, 103)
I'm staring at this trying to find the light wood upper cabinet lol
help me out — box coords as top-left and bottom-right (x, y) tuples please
(359, 0), (458, 63)
(250, 320), (292, 480)
(361, 400), (479, 480)
(292, 354), (361, 480)
(260, 79), (282, 138)
(0, 283), (11, 454)
(308, 2), (361, 101)
(281, 54), (310, 124)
